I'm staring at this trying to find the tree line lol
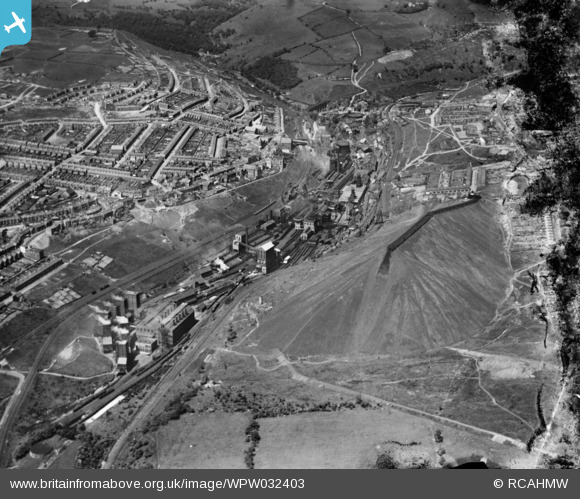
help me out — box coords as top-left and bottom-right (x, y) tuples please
(242, 57), (302, 90)
(35, 2), (251, 55)
(509, 0), (580, 445)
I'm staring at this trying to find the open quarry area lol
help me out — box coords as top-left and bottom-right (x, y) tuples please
(0, 0), (578, 472)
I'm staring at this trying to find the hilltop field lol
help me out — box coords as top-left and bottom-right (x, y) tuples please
(33, 0), (516, 105)
(216, 0), (515, 104)
(1, 28), (134, 90)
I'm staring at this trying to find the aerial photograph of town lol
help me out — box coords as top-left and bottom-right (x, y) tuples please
(0, 0), (578, 471)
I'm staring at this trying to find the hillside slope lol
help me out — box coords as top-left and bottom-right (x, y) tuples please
(248, 200), (510, 357)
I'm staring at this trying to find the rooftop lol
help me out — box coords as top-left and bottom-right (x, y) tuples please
(160, 302), (189, 327)
(260, 241), (275, 251)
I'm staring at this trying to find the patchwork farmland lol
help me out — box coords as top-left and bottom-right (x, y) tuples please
(219, 0), (508, 104)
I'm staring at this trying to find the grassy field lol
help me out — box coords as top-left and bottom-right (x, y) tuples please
(206, 350), (357, 407)
(66, 223), (181, 280)
(327, 66), (352, 79)
(48, 440), (82, 469)
(297, 48), (338, 66)
(4, 28), (131, 89)
(34, 306), (103, 372)
(366, 35), (487, 99)
(254, 408), (533, 468)
(354, 29), (387, 64)
(110, 343), (367, 468)
(137, 343), (541, 468)
(286, 77), (344, 104)
(99, 236), (173, 278)
(157, 412), (252, 469)
(219, 0), (499, 102)
(69, 270), (112, 297)
(441, 376), (536, 442)
(325, 0), (390, 10)
(281, 341), (548, 442)
(314, 33), (360, 65)
(24, 263), (99, 303)
(403, 0), (477, 29)
(38, 0), (207, 15)
(48, 225), (117, 257)
(219, 1), (320, 65)
(15, 373), (113, 436)
(0, 308), (57, 350)
(295, 62), (342, 82)
(280, 44), (319, 61)
(180, 194), (254, 243)
(351, 11), (430, 50)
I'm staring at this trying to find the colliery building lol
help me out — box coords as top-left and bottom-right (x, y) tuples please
(232, 227), (272, 253)
(256, 241), (278, 275)
(158, 303), (197, 350)
(135, 301), (197, 352)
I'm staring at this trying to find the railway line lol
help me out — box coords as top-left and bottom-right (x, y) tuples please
(0, 213), (257, 467)
(102, 278), (256, 468)
(56, 278), (245, 432)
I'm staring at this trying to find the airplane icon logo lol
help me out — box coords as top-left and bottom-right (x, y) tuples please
(0, 2), (31, 55)
(5, 12), (25, 34)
